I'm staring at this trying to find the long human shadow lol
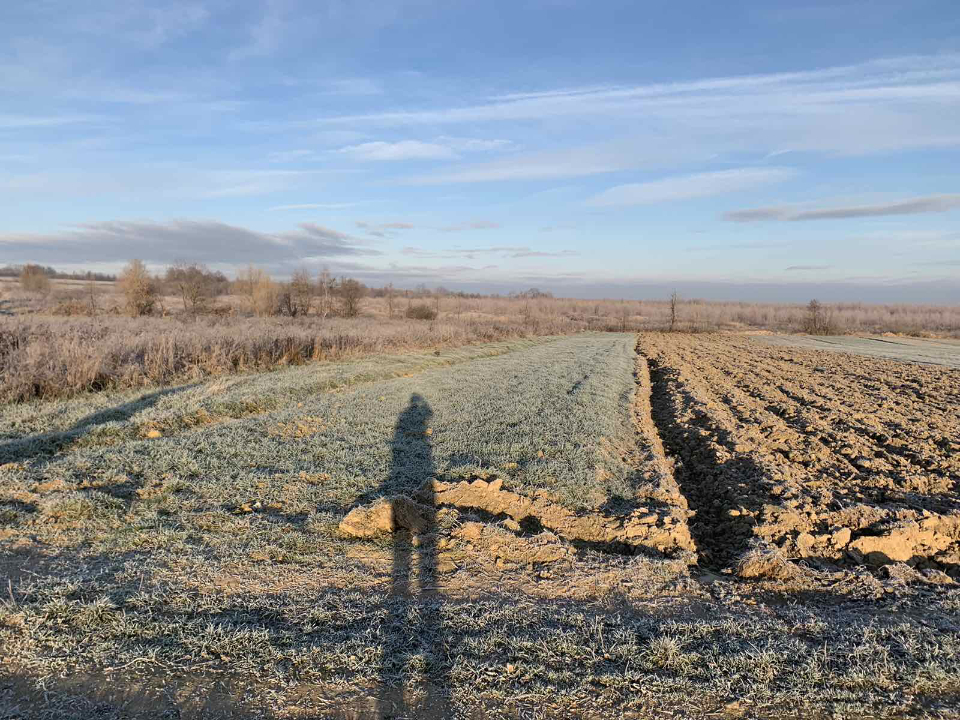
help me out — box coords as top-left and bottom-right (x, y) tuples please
(376, 393), (451, 719)
(0, 386), (192, 466)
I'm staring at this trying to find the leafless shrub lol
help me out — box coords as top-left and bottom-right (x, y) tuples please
(803, 299), (835, 335)
(118, 260), (158, 317)
(669, 291), (679, 331)
(51, 299), (95, 317)
(337, 278), (366, 317)
(165, 262), (227, 313)
(85, 280), (99, 315)
(235, 266), (279, 317)
(384, 282), (396, 317)
(19, 265), (51, 294)
(405, 303), (437, 320)
(287, 268), (314, 317)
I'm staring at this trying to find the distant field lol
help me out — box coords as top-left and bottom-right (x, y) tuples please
(755, 333), (960, 368)
(4, 276), (960, 403)
(2, 332), (959, 719)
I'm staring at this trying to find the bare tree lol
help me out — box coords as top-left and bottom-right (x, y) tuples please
(85, 280), (99, 315)
(252, 274), (278, 317)
(317, 267), (332, 319)
(19, 264), (51, 294)
(119, 259), (158, 317)
(235, 264), (258, 306)
(166, 261), (226, 313)
(384, 282), (395, 317)
(804, 299), (834, 335)
(235, 265), (277, 316)
(289, 268), (314, 316)
(669, 291), (679, 331)
(337, 277), (366, 317)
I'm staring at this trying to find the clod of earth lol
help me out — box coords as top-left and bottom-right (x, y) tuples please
(338, 477), (696, 558)
(735, 541), (798, 580)
(848, 517), (960, 567)
(421, 477), (696, 557)
(338, 495), (434, 538)
(455, 521), (570, 566)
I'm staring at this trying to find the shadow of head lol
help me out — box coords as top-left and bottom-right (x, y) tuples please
(396, 393), (431, 432)
(387, 394), (435, 496)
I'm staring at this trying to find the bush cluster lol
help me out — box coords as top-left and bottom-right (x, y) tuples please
(405, 303), (438, 320)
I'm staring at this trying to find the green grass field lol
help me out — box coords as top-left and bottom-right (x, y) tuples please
(2, 333), (959, 719)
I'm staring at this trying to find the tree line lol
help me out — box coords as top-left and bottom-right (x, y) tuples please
(114, 260), (370, 318)
(2, 264), (117, 286)
(11, 260), (542, 320)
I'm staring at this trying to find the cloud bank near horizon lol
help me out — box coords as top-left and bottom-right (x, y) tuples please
(3, 217), (959, 304)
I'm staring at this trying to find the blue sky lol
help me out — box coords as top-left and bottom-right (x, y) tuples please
(2, 0), (959, 301)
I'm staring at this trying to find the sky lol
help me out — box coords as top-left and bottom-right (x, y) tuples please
(1, 0), (959, 302)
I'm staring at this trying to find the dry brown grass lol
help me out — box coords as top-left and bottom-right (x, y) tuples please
(1, 277), (958, 402)
(0, 314), (574, 402)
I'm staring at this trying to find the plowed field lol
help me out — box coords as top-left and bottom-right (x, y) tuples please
(639, 332), (960, 574)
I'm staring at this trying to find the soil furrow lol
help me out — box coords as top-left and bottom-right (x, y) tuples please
(638, 331), (960, 577)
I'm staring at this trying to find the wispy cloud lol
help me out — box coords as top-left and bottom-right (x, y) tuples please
(268, 149), (317, 163)
(400, 244), (575, 259)
(910, 259), (960, 267)
(436, 136), (514, 152)
(0, 114), (104, 129)
(337, 140), (458, 162)
(439, 221), (501, 232)
(229, 0), (287, 60)
(724, 193), (960, 222)
(586, 168), (796, 207)
(0, 167), (355, 200)
(335, 136), (513, 163)
(318, 54), (960, 177)
(360, 221), (414, 230)
(510, 249), (578, 258)
(70, 2), (210, 48)
(356, 220), (416, 237)
(401, 142), (668, 184)
(785, 264), (832, 271)
(268, 202), (364, 211)
(860, 229), (960, 251)
(202, 170), (339, 198)
(323, 78), (382, 96)
(317, 54), (960, 128)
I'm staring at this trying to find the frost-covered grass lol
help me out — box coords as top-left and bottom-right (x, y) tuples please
(1, 334), (640, 517)
(2, 332), (960, 718)
(0, 336), (556, 455)
(3, 554), (959, 719)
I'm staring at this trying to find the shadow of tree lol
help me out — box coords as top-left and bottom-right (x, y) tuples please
(0, 385), (194, 466)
